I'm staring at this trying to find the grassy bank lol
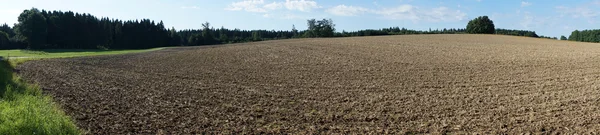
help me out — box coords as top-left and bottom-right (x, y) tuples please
(0, 60), (79, 134)
(0, 48), (162, 134)
(0, 48), (162, 59)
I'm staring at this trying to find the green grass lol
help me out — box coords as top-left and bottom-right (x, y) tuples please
(0, 48), (162, 59)
(0, 48), (163, 134)
(0, 60), (79, 134)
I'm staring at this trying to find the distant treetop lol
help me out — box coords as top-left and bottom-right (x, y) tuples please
(466, 16), (495, 34)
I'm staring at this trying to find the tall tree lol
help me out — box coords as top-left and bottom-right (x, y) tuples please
(201, 22), (216, 45)
(252, 31), (261, 41)
(292, 25), (298, 38)
(466, 16), (495, 34)
(169, 27), (181, 46)
(318, 19), (335, 37)
(304, 19), (317, 37)
(304, 18), (335, 37)
(15, 8), (48, 49)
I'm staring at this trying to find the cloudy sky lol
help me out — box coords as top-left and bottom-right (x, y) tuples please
(0, 0), (599, 37)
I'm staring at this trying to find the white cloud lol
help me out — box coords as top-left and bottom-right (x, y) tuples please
(521, 1), (532, 7)
(326, 5), (369, 16)
(375, 5), (420, 21)
(224, 0), (464, 22)
(225, 0), (267, 13)
(374, 5), (466, 22)
(225, 0), (320, 14)
(264, 2), (283, 10)
(284, 0), (319, 12)
(427, 7), (466, 22)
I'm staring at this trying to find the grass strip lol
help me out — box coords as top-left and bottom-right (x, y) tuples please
(0, 48), (162, 134)
(0, 60), (79, 134)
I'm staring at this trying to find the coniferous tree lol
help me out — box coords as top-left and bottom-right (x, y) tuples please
(169, 27), (181, 46)
(0, 23), (15, 37)
(292, 25), (298, 38)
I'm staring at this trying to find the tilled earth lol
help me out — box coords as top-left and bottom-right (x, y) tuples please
(17, 34), (600, 134)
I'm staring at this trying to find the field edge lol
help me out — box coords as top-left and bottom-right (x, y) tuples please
(0, 47), (164, 134)
(0, 59), (80, 134)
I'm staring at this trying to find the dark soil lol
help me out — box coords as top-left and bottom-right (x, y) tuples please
(17, 35), (600, 134)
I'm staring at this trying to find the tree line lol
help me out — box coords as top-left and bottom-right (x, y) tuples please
(329, 16), (545, 38)
(0, 8), (567, 50)
(179, 22), (300, 46)
(567, 29), (600, 42)
(0, 8), (308, 49)
(0, 8), (173, 49)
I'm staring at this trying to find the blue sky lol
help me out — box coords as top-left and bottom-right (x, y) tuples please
(0, 0), (599, 38)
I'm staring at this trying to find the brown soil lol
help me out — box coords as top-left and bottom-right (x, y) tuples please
(16, 34), (600, 134)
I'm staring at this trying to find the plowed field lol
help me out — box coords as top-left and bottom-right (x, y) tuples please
(16, 34), (600, 134)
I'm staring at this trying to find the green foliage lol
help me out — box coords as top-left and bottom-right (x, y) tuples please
(201, 22), (213, 41)
(187, 34), (202, 46)
(15, 8), (47, 49)
(495, 29), (538, 37)
(304, 19), (335, 37)
(569, 30), (579, 41)
(0, 31), (9, 48)
(560, 35), (567, 40)
(292, 25), (299, 38)
(169, 27), (181, 46)
(12, 8), (171, 50)
(0, 23), (15, 38)
(538, 35), (558, 40)
(0, 48), (161, 59)
(567, 29), (600, 42)
(0, 60), (79, 134)
(466, 16), (495, 34)
(177, 28), (297, 46)
(252, 31), (261, 41)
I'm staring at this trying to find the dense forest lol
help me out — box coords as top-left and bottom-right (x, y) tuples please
(0, 8), (569, 50)
(567, 29), (600, 42)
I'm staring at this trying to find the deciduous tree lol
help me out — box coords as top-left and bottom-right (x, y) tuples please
(466, 16), (495, 34)
(15, 8), (47, 49)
